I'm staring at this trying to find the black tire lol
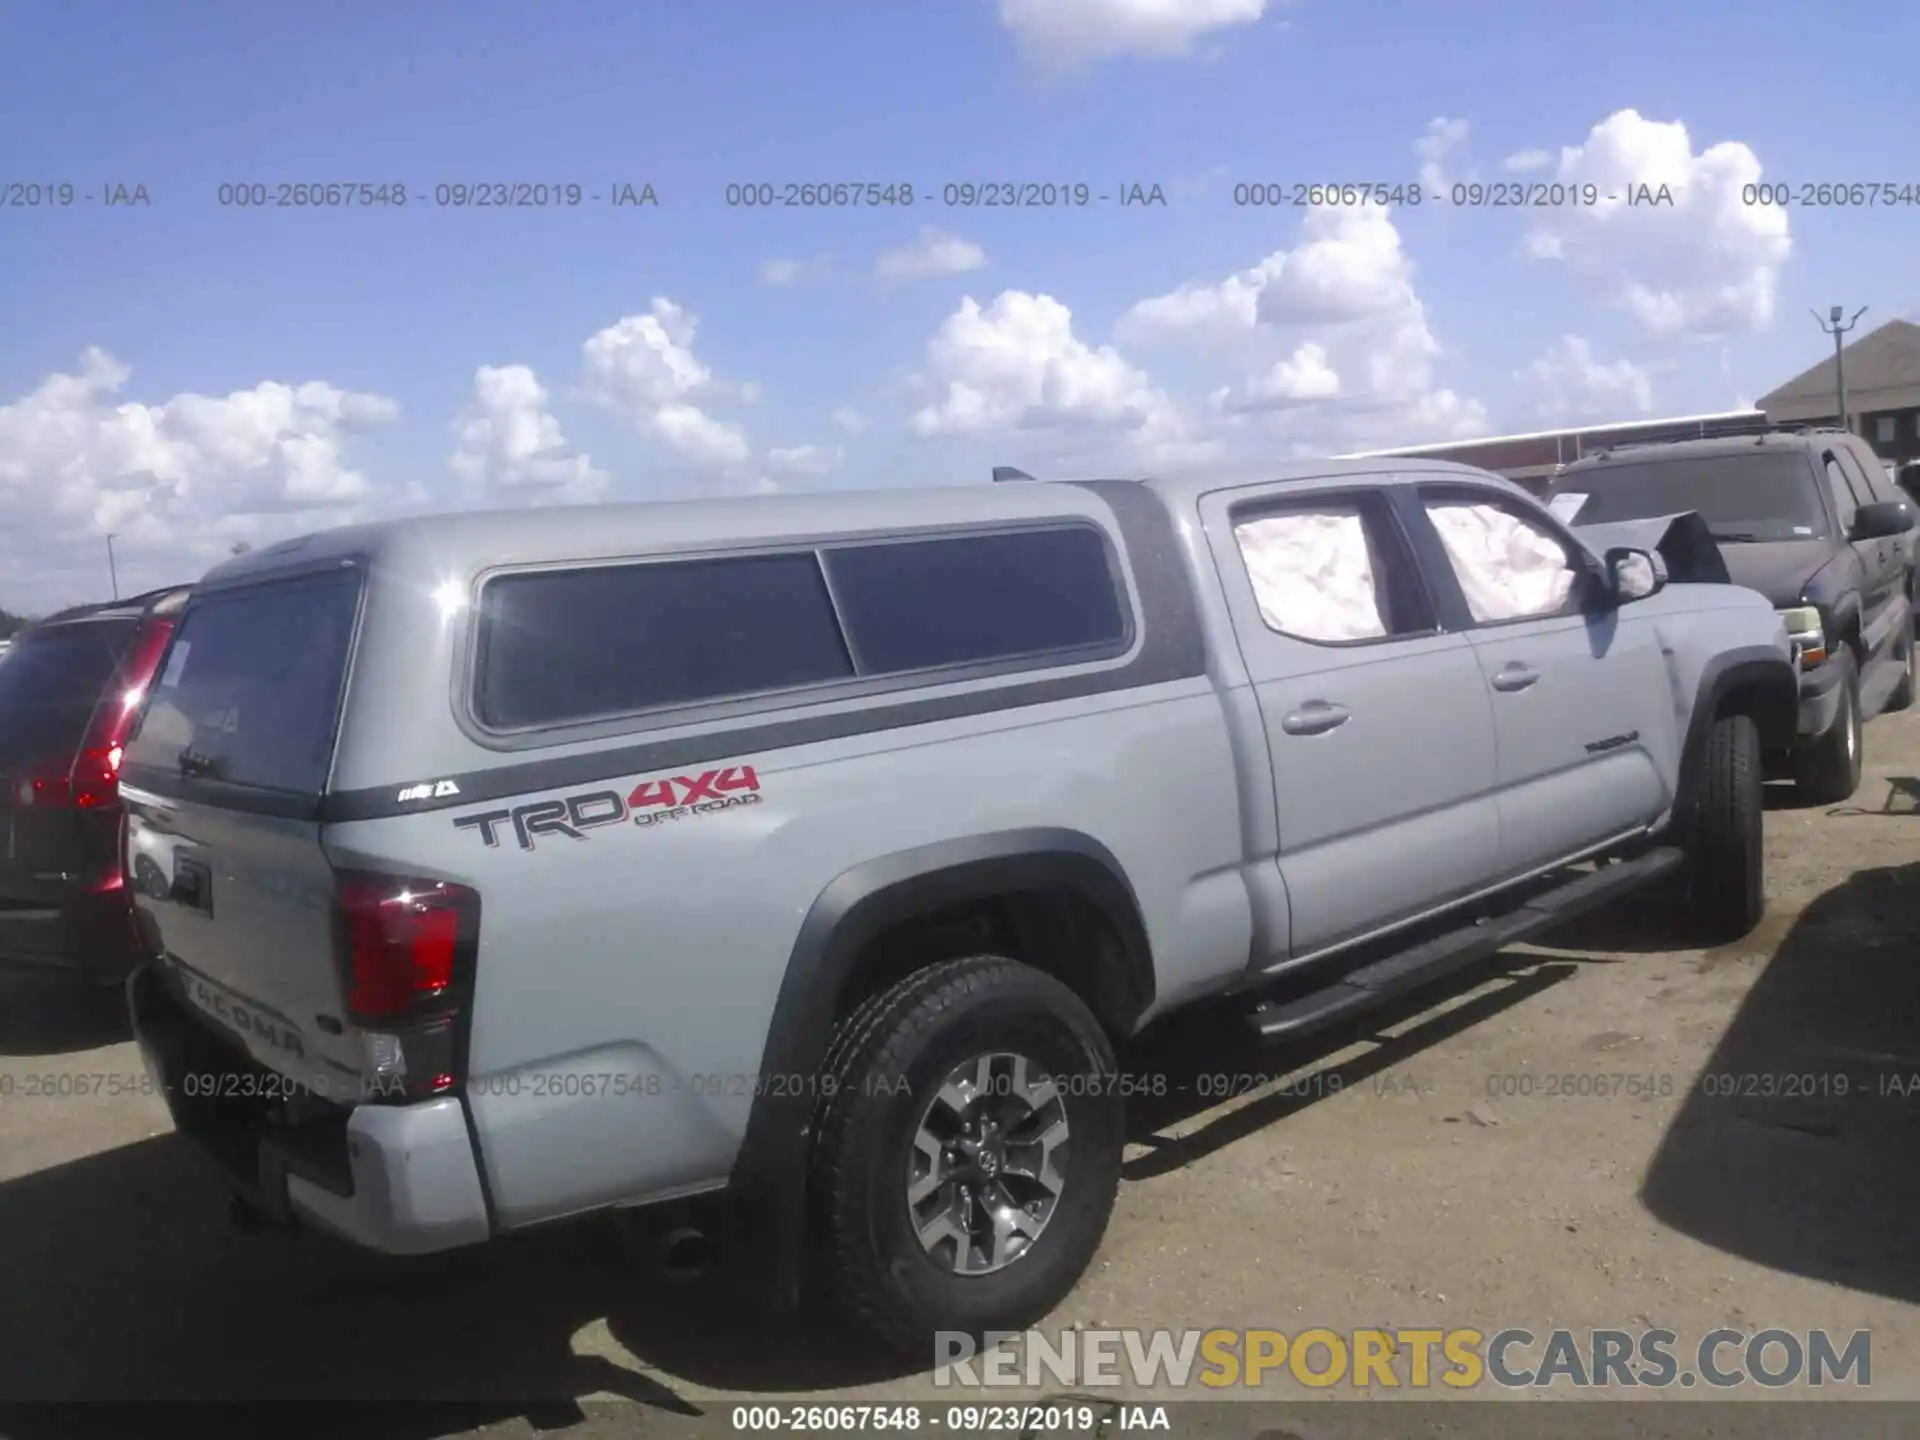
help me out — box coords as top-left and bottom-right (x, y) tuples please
(1887, 609), (1916, 712)
(1690, 712), (1765, 943)
(1793, 649), (1862, 804)
(809, 955), (1123, 1354)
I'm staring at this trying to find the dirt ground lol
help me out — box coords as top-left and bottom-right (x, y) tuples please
(2, 713), (1918, 1434)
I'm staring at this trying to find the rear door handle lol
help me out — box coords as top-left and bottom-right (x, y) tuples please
(1490, 662), (1541, 693)
(1280, 700), (1351, 736)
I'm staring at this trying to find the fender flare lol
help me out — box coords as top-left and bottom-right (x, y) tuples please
(721, 827), (1152, 1305)
(1672, 646), (1799, 828)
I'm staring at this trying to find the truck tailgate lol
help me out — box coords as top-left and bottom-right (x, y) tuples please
(120, 570), (368, 1097)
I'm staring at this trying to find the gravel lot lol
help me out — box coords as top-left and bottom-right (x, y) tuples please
(2, 713), (1918, 1433)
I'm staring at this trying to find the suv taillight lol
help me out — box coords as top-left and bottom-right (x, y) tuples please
(11, 745), (121, 809)
(74, 744), (124, 806)
(18, 617), (179, 812)
(336, 870), (480, 1103)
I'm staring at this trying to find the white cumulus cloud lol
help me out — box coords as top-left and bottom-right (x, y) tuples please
(582, 298), (753, 468)
(998, 0), (1268, 71)
(0, 348), (404, 608)
(1215, 342), (1341, 413)
(760, 256), (830, 286)
(910, 290), (1211, 466)
(766, 443), (843, 476)
(1416, 116), (1471, 196)
(1503, 148), (1554, 173)
(1119, 202), (1488, 447)
(1517, 335), (1656, 423)
(447, 364), (608, 505)
(1518, 109), (1791, 340)
(875, 229), (988, 283)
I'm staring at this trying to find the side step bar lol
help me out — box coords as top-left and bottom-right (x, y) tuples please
(1248, 846), (1686, 1043)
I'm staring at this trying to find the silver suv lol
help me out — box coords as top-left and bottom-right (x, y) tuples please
(122, 461), (1796, 1348)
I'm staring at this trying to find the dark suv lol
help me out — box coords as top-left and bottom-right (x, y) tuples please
(1547, 430), (1916, 803)
(0, 586), (191, 984)
(1899, 460), (1920, 511)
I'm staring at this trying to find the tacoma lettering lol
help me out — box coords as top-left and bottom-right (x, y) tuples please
(192, 978), (305, 1059)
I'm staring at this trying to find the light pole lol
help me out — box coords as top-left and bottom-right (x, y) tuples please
(1812, 305), (1869, 432)
(105, 533), (120, 600)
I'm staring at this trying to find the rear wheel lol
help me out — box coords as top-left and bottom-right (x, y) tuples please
(1690, 712), (1765, 943)
(1794, 649), (1862, 804)
(810, 955), (1123, 1353)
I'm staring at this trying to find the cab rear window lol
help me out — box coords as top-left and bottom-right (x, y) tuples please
(123, 573), (361, 795)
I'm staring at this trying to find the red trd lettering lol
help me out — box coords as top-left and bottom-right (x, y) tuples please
(674, 770), (725, 804)
(627, 779), (679, 809)
(630, 766), (760, 810)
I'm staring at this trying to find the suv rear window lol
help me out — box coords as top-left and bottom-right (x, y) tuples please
(822, 526), (1127, 673)
(1549, 451), (1830, 541)
(123, 573), (361, 794)
(0, 620), (136, 771)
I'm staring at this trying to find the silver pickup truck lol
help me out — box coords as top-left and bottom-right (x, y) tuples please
(119, 459), (1795, 1351)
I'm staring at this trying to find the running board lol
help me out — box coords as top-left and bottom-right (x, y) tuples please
(1247, 846), (1686, 1043)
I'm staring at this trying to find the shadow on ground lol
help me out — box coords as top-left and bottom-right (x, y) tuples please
(1641, 858), (1920, 1302)
(1119, 955), (1579, 1179)
(0, 973), (128, 1056)
(1826, 773), (1920, 820)
(0, 1128), (915, 1424)
(0, 928), (1602, 1428)
(1523, 770), (1918, 958)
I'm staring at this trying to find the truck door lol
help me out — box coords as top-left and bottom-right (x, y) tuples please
(1407, 483), (1677, 876)
(1200, 482), (1501, 961)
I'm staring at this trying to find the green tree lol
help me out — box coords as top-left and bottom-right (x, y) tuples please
(0, 606), (31, 640)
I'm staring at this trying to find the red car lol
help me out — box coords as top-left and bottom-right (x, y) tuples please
(0, 586), (190, 985)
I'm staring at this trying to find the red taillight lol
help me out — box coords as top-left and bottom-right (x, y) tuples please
(13, 759), (73, 808)
(71, 746), (122, 808)
(13, 746), (122, 809)
(338, 872), (477, 1020)
(17, 617), (175, 812)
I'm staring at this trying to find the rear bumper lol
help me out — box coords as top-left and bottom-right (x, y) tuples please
(0, 884), (144, 984)
(128, 962), (492, 1255)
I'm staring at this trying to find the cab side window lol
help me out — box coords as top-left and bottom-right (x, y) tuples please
(1231, 493), (1433, 645)
(1842, 442), (1901, 506)
(1419, 491), (1587, 624)
(1823, 450), (1863, 532)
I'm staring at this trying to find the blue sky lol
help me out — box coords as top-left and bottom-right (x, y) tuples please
(3, 0), (1918, 609)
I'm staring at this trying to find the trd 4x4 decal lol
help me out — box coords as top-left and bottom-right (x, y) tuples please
(451, 765), (762, 850)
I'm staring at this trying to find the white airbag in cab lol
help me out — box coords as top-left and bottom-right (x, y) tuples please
(1427, 503), (1576, 623)
(1233, 510), (1387, 642)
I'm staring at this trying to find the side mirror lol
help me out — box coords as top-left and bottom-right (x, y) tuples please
(1850, 498), (1915, 541)
(1606, 546), (1667, 604)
